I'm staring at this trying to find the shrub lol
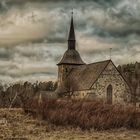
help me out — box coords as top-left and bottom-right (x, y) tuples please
(24, 98), (140, 130)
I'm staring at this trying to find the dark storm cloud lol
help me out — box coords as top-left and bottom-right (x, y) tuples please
(1, 0), (140, 40)
(0, 0), (120, 12)
(0, 0), (139, 83)
(0, 0), (140, 47)
(0, 48), (12, 60)
(85, 27), (140, 38)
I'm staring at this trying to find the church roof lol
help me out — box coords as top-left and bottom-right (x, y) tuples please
(57, 12), (85, 65)
(57, 49), (85, 65)
(57, 60), (110, 92)
(68, 14), (75, 42)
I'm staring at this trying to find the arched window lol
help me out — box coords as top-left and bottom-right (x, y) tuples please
(65, 68), (68, 73)
(107, 84), (113, 104)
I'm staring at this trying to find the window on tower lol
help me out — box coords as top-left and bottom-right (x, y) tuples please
(65, 68), (68, 73)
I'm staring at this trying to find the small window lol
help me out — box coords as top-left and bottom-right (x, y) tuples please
(65, 68), (68, 73)
(107, 84), (113, 104)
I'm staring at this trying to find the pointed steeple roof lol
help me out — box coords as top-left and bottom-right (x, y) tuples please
(68, 12), (75, 41)
(57, 12), (85, 65)
(68, 12), (76, 50)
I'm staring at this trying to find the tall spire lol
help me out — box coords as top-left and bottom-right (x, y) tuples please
(68, 11), (76, 50)
(57, 11), (85, 65)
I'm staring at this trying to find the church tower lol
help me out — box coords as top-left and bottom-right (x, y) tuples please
(57, 12), (85, 87)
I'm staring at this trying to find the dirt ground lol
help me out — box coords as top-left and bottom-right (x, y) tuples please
(0, 108), (139, 140)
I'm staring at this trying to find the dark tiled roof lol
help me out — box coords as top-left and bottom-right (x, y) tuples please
(58, 60), (110, 92)
(57, 49), (85, 65)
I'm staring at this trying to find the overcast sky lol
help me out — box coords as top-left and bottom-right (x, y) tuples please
(0, 0), (140, 84)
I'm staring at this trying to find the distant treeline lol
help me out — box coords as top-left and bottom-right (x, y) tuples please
(0, 81), (58, 108)
(118, 62), (140, 104)
(0, 62), (139, 108)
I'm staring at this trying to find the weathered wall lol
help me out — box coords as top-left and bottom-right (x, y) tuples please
(58, 64), (79, 87)
(72, 61), (131, 105)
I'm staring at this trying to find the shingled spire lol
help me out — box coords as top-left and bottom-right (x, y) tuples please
(57, 12), (85, 65)
(68, 11), (76, 50)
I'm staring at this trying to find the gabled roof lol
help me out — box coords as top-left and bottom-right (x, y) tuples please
(68, 60), (110, 90)
(62, 60), (110, 92)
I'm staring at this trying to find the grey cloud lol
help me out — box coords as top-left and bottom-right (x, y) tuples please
(1, 0), (140, 46)
(16, 0), (120, 6)
(0, 48), (12, 60)
(0, 1), (8, 12)
(0, 0), (139, 84)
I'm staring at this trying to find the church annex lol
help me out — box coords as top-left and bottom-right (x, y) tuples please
(57, 14), (131, 105)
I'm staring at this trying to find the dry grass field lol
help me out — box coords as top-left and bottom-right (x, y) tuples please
(25, 99), (140, 130)
(0, 108), (140, 140)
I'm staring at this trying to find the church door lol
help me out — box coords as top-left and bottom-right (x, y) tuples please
(107, 85), (113, 104)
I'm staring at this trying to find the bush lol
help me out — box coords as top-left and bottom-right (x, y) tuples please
(24, 99), (140, 130)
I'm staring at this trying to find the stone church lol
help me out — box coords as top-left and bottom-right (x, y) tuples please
(57, 14), (131, 104)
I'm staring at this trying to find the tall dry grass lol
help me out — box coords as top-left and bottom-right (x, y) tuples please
(24, 98), (140, 130)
